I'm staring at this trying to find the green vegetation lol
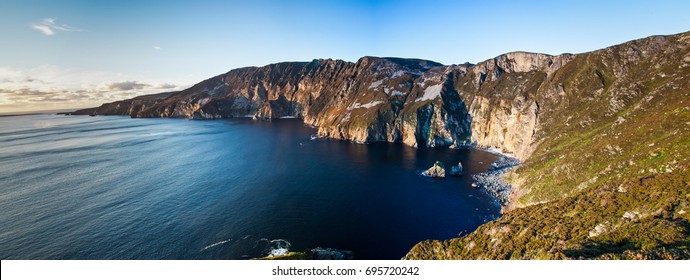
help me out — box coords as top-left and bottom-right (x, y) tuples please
(406, 161), (690, 259)
(510, 33), (690, 205)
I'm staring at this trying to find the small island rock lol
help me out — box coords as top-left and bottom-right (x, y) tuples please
(450, 162), (463, 176)
(422, 161), (446, 178)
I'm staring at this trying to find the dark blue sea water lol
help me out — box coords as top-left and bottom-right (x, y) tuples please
(0, 114), (501, 259)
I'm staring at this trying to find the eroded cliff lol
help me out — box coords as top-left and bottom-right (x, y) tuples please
(74, 53), (569, 161)
(74, 31), (690, 207)
(74, 31), (690, 259)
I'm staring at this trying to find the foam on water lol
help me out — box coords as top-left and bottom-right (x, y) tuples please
(265, 239), (291, 257)
(202, 238), (233, 251)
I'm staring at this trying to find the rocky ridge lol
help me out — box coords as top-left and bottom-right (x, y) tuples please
(74, 52), (567, 160)
(74, 31), (690, 207)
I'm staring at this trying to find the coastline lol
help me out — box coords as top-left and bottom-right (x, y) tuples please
(73, 113), (522, 211)
(468, 147), (520, 211)
(67, 114), (518, 258)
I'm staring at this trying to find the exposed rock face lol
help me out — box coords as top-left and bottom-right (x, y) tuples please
(74, 31), (690, 207)
(73, 53), (563, 160)
(422, 161), (446, 178)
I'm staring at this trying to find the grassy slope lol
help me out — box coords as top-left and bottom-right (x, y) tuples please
(406, 161), (690, 259)
(513, 32), (690, 206)
(406, 32), (690, 259)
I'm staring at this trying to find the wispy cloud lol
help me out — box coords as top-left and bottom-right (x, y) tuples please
(31, 25), (54, 36)
(153, 46), (162, 51)
(1, 88), (86, 103)
(31, 18), (82, 36)
(0, 65), (184, 113)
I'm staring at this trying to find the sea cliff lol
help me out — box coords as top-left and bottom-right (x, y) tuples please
(74, 31), (690, 259)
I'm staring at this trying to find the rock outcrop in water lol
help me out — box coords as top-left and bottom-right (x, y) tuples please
(422, 161), (446, 178)
(450, 162), (463, 176)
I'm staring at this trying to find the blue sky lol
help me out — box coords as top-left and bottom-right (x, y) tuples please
(1, 0), (689, 113)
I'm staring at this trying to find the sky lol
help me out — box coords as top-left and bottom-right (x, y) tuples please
(1, 0), (689, 113)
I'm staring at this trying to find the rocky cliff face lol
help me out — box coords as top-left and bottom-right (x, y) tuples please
(74, 53), (569, 160)
(75, 31), (690, 204)
(453, 52), (575, 159)
(404, 31), (690, 259)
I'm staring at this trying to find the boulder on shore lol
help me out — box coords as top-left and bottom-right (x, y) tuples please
(450, 162), (463, 176)
(422, 161), (446, 178)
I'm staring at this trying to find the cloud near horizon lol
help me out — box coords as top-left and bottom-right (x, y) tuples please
(107, 81), (151, 91)
(0, 65), (185, 113)
(31, 18), (82, 36)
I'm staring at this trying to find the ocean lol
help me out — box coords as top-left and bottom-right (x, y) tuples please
(0, 114), (501, 259)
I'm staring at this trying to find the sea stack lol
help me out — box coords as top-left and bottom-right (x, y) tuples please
(450, 162), (463, 176)
(422, 161), (446, 178)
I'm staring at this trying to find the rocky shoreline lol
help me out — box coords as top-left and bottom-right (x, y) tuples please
(416, 145), (519, 207)
(471, 154), (520, 206)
